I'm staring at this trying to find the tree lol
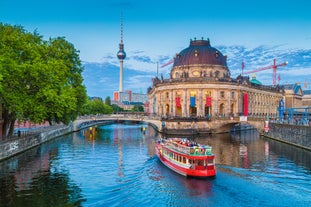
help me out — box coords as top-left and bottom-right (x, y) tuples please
(132, 105), (144, 112)
(0, 23), (87, 137)
(80, 99), (113, 115)
(37, 37), (87, 125)
(105, 96), (111, 106)
(111, 104), (124, 113)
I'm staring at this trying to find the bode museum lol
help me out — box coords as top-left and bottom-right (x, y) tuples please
(147, 38), (305, 133)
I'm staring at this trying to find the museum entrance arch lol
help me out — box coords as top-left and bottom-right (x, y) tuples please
(219, 103), (225, 116)
(165, 104), (169, 116)
(190, 106), (197, 116)
(230, 103), (234, 116)
(175, 106), (182, 116)
(205, 106), (211, 118)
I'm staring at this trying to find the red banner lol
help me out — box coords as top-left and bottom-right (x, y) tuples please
(243, 93), (248, 116)
(175, 97), (181, 107)
(206, 97), (212, 107)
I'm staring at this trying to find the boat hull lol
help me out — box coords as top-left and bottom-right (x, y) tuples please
(155, 144), (216, 178)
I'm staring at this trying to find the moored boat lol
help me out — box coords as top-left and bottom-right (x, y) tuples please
(155, 137), (216, 178)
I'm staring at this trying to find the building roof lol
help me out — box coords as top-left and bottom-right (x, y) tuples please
(173, 38), (227, 67)
(122, 101), (144, 105)
(283, 83), (301, 94)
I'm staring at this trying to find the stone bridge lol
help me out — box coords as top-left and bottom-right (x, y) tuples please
(73, 115), (162, 131)
(73, 115), (265, 135)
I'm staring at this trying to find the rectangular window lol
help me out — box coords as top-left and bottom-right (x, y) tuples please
(220, 91), (225, 98)
(231, 91), (235, 98)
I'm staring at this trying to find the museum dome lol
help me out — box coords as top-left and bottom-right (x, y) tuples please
(173, 38), (227, 67)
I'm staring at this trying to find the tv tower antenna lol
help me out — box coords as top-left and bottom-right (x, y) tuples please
(117, 12), (126, 92)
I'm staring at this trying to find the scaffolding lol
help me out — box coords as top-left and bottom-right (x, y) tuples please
(278, 107), (311, 125)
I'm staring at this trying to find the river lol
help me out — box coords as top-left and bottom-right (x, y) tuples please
(0, 123), (310, 207)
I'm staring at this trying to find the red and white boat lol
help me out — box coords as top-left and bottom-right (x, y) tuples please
(155, 138), (216, 178)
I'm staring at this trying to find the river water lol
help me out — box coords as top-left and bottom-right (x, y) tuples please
(0, 123), (310, 207)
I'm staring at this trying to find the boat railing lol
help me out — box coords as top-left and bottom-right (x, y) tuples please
(165, 141), (213, 156)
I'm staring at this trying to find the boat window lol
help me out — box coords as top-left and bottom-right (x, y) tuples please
(198, 160), (205, 166)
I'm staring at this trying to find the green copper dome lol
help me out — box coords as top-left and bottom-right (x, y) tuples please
(250, 74), (262, 85)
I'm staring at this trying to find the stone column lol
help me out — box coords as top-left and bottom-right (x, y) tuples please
(215, 89), (219, 116)
(170, 90), (174, 117)
(160, 92), (163, 116)
(182, 90), (188, 117)
(198, 89), (203, 117)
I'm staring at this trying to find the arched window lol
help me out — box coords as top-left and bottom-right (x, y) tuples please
(215, 51), (219, 58)
(219, 103), (225, 116)
(215, 71), (220, 78)
(194, 50), (199, 57)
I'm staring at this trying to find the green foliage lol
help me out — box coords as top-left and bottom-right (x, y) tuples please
(81, 99), (113, 115)
(0, 23), (87, 136)
(111, 104), (124, 113)
(105, 96), (111, 106)
(131, 105), (144, 112)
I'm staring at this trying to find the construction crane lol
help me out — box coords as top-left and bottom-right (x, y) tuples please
(242, 59), (288, 85)
(160, 59), (174, 68)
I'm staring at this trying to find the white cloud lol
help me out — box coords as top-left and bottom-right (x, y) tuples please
(125, 74), (154, 93)
(95, 44), (311, 88)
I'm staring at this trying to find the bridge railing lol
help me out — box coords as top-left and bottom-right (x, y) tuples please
(0, 124), (65, 143)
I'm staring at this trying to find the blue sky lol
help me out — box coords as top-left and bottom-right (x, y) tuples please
(1, 0), (311, 97)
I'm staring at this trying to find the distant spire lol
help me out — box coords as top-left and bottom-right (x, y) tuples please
(117, 12), (126, 92)
(120, 12), (123, 44)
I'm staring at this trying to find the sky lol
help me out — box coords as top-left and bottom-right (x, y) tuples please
(1, 0), (311, 97)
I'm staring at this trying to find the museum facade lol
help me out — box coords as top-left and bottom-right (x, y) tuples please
(148, 38), (284, 120)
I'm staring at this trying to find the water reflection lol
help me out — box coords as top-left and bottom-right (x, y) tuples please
(0, 124), (310, 207)
(192, 129), (311, 174)
(0, 137), (85, 207)
(264, 137), (311, 172)
(147, 159), (214, 206)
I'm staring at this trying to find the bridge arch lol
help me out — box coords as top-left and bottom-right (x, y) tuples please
(73, 117), (162, 133)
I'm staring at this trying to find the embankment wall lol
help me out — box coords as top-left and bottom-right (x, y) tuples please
(0, 125), (72, 162)
(264, 123), (311, 151)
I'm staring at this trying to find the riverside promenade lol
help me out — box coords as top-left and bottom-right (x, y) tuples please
(0, 124), (72, 162)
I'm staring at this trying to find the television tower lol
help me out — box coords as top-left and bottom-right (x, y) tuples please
(117, 13), (126, 92)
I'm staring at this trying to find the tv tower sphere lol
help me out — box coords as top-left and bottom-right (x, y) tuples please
(117, 46), (126, 60)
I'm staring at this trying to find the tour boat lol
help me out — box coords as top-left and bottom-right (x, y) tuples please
(155, 137), (216, 178)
